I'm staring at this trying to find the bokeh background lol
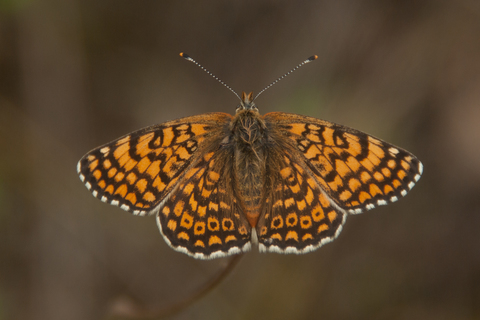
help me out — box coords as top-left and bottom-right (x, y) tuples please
(1, 1), (480, 319)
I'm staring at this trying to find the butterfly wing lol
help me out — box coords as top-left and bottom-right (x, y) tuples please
(78, 112), (251, 258)
(77, 113), (232, 215)
(257, 112), (423, 253)
(157, 144), (251, 258)
(257, 144), (347, 253)
(265, 112), (423, 213)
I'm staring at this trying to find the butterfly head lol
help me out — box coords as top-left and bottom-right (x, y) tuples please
(236, 91), (258, 113)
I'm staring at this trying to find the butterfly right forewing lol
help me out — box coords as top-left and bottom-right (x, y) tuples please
(264, 112), (423, 215)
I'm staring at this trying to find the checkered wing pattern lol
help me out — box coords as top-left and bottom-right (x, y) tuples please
(78, 105), (423, 258)
(78, 113), (251, 258)
(156, 147), (251, 259)
(77, 113), (231, 215)
(256, 112), (423, 253)
(257, 145), (346, 253)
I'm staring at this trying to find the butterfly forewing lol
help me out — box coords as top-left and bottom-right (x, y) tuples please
(77, 113), (232, 216)
(264, 112), (423, 215)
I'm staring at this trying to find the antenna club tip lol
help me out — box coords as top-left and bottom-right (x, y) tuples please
(307, 55), (318, 62)
(180, 52), (192, 60)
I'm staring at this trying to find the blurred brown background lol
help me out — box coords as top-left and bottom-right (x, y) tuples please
(1, 1), (480, 319)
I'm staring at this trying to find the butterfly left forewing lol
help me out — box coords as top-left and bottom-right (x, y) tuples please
(77, 113), (232, 216)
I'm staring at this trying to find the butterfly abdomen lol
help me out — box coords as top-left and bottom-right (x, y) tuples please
(231, 110), (268, 227)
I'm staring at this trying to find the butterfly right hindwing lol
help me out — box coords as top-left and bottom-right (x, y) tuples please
(256, 132), (346, 254)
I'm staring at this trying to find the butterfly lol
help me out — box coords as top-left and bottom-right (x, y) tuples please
(77, 54), (423, 259)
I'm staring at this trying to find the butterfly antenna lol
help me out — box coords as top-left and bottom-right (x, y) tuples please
(253, 55), (318, 101)
(180, 52), (242, 101)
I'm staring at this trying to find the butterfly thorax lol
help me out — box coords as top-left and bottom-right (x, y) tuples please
(230, 107), (267, 228)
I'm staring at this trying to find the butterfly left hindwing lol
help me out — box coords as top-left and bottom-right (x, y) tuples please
(157, 144), (251, 259)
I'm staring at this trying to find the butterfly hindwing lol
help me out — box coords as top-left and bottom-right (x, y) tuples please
(257, 145), (346, 253)
(156, 142), (252, 259)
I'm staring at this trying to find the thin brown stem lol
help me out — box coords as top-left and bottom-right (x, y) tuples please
(109, 254), (243, 320)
